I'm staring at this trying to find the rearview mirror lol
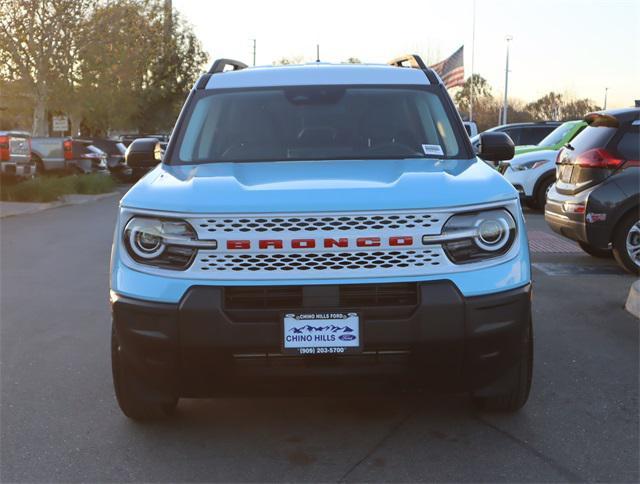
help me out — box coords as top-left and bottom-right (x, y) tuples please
(477, 132), (515, 162)
(125, 138), (162, 168)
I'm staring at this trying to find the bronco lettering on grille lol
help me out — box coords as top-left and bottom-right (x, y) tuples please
(226, 236), (413, 250)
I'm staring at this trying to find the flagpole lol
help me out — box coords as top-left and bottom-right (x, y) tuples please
(469, 0), (476, 122)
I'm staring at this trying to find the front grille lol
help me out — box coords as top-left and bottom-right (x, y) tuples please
(178, 210), (456, 280)
(224, 283), (418, 310)
(194, 213), (441, 233)
(197, 249), (441, 273)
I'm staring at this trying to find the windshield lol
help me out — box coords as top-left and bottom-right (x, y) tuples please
(171, 85), (466, 164)
(537, 122), (578, 147)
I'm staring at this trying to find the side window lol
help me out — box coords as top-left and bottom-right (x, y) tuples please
(503, 128), (520, 145)
(616, 129), (640, 160)
(520, 127), (546, 145)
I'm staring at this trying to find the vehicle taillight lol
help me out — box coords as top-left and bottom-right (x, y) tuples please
(0, 136), (9, 162)
(63, 139), (73, 161)
(575, 148), (624, 169)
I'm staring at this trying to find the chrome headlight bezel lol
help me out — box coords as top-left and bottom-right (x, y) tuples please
(423, 208), (517, 264)
(123, 216), (216, 270)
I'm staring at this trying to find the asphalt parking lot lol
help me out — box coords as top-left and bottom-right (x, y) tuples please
(0, 194), (638, 483)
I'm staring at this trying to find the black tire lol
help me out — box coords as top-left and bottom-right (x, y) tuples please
(473, 315), (533, 412)
(612, 211), (640, 276)
(111, 324), (178, 420)
(578, 241), (613, 259)
(33, 156), (45, 175)
(533, 176), (555, 210)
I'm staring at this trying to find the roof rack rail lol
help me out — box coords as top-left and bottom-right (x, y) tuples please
(387, 54), (439, 84)
(388, 54), (427, 70)
(208, 58), (248, 74)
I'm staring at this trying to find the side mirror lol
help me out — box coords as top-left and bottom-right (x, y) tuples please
(477, 132), (515, 162)
(125, 138), (162, 168)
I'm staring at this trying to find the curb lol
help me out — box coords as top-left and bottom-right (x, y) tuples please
(0, 191), (119, 219)
(625, 280), (640, 319)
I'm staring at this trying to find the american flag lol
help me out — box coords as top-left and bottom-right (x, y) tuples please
(429, 46), (465, 89)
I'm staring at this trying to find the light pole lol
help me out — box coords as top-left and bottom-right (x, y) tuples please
(252, 39), (256, 66)
(469, 0), (476, 122)
(604, 87), (609, 109)
(502, 35), (513, 125)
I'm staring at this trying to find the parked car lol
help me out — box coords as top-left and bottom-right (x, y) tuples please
(515, 120), (587, 156)
(463, 121), (478, 137)
(110, 55), (532, 420)
(545, 109), (640, 273)
(31, 137), (109, 175)
(119, 133), (170, 147)
(498, 149), (559, 209)
(471, 121), (561, 152)
(78, 138), (132, 180)
(0, 131), (35, 179)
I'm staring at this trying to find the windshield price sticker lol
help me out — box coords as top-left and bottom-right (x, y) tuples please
(283, 312), (361, 355)
(422, 144), (444, 156)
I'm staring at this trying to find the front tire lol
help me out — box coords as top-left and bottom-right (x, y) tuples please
(473, 315), (533, 412)
(578, 241), (613, 259)
(612, 211), (640, 275)
(111, 324), (178, 420)
(533, 176), (555, 210)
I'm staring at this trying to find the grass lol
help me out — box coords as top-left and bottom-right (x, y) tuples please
(0, 174), (116, 203)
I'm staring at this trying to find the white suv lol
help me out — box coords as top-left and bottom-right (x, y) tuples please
(499, 149), (558, 209)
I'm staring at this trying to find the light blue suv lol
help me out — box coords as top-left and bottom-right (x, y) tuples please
(110, 56), (532, 420)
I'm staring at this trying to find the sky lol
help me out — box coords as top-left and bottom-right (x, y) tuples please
(173, 0), (639, 109)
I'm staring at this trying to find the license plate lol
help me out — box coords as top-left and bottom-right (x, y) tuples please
(282, 312), (361, 355)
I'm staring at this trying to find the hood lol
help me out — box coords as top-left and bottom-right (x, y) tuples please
(514, 145), (543, 155)
(508, 149), (559, 167)
(121, 158), (518, 213)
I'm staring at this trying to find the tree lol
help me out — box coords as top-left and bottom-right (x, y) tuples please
(345, 57), (361, 64)
(77, 0), (207, 134)
(454, 74), (493, 121)
(272, 56), (304, 66)
(525, 92), (600, 121)
(0, 0), (96, 135)
(525, 92), (564, 120)
(561, 98), (601, 121)
(135, 8), (208, 133)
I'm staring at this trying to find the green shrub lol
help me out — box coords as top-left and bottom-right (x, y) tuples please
(74, 174), (116, 194)
(0, 174), (116, 202)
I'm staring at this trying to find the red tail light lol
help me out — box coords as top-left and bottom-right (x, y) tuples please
(0, 136), (9, 162)
(63, 139), (73, 161)
(575, 148), (624, 169)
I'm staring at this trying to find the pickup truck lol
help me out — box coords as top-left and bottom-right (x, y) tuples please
(0, 131), (35, 178)
(31, 137), (108, 175)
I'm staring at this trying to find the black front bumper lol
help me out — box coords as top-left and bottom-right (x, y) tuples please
(112, 281), (531, 397)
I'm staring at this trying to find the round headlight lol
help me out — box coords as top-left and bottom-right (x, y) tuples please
(475, 217), (510, 251)
(428, 209), (517, 264)
(127, 219), (165, 259)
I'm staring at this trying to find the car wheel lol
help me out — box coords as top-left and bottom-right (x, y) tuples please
(578, 241), (613, 259)
(534, 177), (555, 210)
(473, 314), (532, 412)
(612, 211), (640, 276)
(111, 323), (178, 421)
(33, 157), (45, 175)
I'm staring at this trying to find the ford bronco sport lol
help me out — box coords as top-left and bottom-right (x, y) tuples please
(110, 56), (532, 420)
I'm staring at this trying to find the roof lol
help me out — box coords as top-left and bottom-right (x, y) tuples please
(596, 108), (640, 122)
(205, 63), (432, 89)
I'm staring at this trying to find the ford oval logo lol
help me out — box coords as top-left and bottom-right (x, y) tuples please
(339, 334), (356, 341)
